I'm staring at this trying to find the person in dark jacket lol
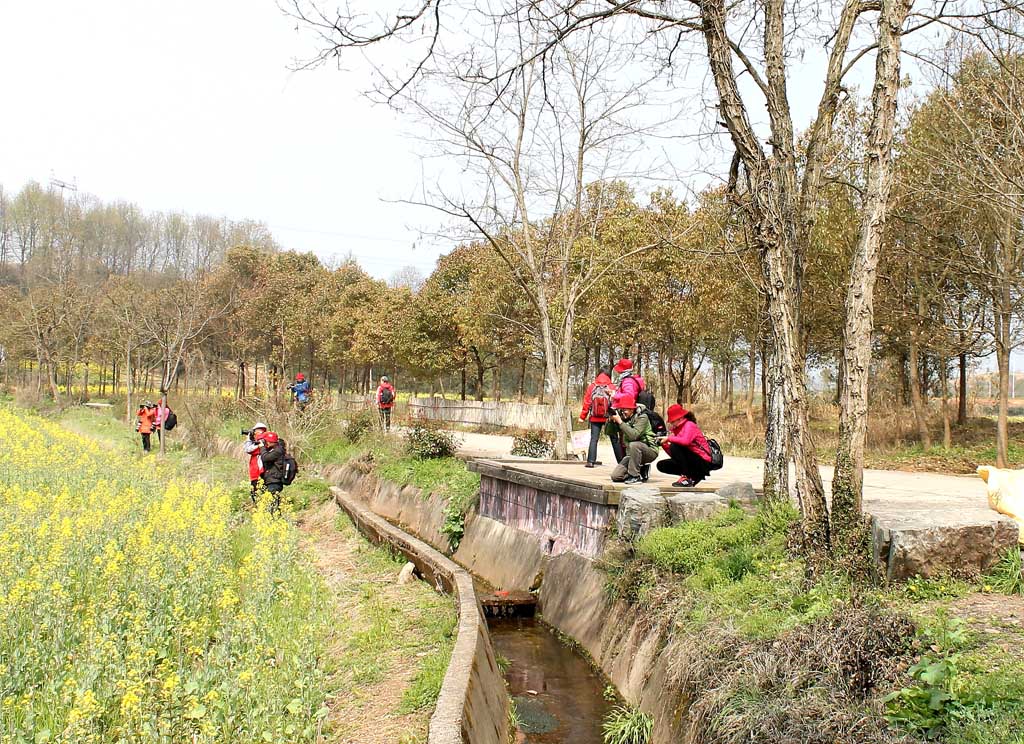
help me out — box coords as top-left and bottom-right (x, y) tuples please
(259, 432), (287, 514)
(579, 369), (615, 468)
(609, 395), (659, 484)
(655, 404), (713, 487)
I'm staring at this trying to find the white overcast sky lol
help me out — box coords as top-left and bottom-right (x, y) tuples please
(0, 1), (447, 278)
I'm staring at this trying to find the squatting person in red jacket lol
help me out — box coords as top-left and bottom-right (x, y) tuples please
(244, 422), (268, 505)
(376, 375), (396, 432)
(656, 404), (713, 488)
(579, 369), (615, 468)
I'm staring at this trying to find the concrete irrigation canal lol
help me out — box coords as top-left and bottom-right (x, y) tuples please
(325, 449), (1021, 744)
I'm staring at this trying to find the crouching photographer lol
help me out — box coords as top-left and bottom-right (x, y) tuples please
(609, 395), (659, 485)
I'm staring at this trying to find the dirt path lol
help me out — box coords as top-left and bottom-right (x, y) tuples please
(296, 498), (457, 744)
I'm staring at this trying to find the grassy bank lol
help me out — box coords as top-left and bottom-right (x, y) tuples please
(601, 505), (1024, 743)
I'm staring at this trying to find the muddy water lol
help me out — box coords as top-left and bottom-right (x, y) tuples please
(488, 618), (614, 743)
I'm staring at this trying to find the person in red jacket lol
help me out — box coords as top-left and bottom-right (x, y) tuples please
(375, 375), (396, 432)
(656, 404), (713, 487)
(579, 369), (614, 468)
(243, 422), (268, 505)
(613, 358), (646, 399)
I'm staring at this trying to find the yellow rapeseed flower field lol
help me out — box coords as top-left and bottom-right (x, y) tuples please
(0, 408), (333, 744)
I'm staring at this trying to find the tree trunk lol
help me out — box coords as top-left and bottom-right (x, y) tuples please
(830, 0), (911, 547)
(909, 331), (931, 448)
(746, 341), (757, 427)
(762, 335), (790, 503)
(995, 308), (1011, 468)
(958, 351), (968, 425)
(125, 349), (133, 422)
(941, 358), (952, 450)
(517, 355), (527, 402)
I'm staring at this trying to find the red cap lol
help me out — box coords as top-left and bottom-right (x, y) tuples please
(295, 373), (305, 381)
(263, 432), (279, 444)
(613, 358), (633, 374)
(617, 394), (636, 409)
(667, 404), (688, 423)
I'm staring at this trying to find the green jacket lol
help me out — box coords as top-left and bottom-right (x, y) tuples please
(619, 409), (656, 447)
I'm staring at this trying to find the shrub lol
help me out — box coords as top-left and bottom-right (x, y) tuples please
(636, 507), (764, 575)
(511, 430), (554, 458)
(406, 419), (460, 460)
(344, 406), (380, 443)
(602, 705), (652, 744)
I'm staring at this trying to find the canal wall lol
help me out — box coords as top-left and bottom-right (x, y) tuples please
(330, 485), (509, 744)
(327, 461), (688, 741)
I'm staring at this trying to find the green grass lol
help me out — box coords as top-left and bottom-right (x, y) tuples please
(985, 547), (1024, 595)
(602, 705), (653, 744)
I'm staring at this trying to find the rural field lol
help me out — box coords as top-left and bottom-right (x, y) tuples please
(0, 406), (456, 744)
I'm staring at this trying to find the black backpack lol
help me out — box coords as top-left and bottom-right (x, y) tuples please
(637, 389), (656, 411)
(645, 409), (668, 438)
(380, 387), (395, 405)
(707, 439), (724, 470)
(282, 454), (299, 485)
(163, 411), (178, 431)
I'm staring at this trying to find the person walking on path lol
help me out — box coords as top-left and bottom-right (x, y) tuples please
(609, 395), (660, 484)
(244, 422), (268, 505)
(579, 369), (614, 468)
(376, 375), (396, 432)
(656, 404), (713, 487)
(135, 401), (158, 453)
(258, 432), (287, 514)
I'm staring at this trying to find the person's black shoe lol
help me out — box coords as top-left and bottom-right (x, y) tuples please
(673, 476), (697, 488)
(585, 462), (596, 468)
(640, 464), (651, 482)
(623, 475), (642, 485)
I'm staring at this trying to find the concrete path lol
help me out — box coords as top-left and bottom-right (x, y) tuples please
(453, 430), (998, 530)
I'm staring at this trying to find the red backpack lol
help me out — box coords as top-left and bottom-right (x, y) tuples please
(589, 385), (613, 420)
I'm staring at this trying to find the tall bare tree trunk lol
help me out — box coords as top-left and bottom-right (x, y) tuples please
(746, 342), (757, 427)
(909, 332), (931, 448)
(763, 337), (790, 503)
(958, 351), (968, 425)
(941, 358), (952, 450)
(995, 306), (1011, 468)
(831, 0), (912, 544)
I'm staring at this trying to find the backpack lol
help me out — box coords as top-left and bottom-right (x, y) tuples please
(163, 410), (177, 431)
(589, 384), (612, 420)
(636, 387), (656, 412)
(646, 409), (668, 438)
(707, 438), (724, 470)
(282, 454), (299, 485)
(380, 386), (395, 405)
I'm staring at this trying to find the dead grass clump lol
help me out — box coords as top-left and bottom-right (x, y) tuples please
(666, 604), (919, 744)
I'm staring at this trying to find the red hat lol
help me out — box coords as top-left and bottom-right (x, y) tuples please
(617, 394), (636, 409)
(667, 404), (688, 423)
(295, 373), (305, 381)
(262, 432), (279, 444)
(613, 358), (633, 374)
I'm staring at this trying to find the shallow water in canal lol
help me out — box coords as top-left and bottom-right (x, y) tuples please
(488, 617), (614, 744)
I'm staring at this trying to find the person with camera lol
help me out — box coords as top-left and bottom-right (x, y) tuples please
(288, 373), (311, 411)
(609, 394), (660, 485)
(655, 404), (713, 487)
(134, 401), (159, 453)
(376, 375), (396, 432)
(258, 431), (287, 514)
(243, 422), (268, 505)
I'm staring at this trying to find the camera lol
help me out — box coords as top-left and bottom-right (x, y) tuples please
(241, 429), (251, 436)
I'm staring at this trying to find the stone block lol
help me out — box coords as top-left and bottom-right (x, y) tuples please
(616, 487), (667, 540)
(878, 515), (1020, 580)
(666, 493), (729, 523)
(715, 481), (758, 505)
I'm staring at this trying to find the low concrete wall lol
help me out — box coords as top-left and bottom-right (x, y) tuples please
(331, 486), (509, 744)
(408, 396), (572, 432)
